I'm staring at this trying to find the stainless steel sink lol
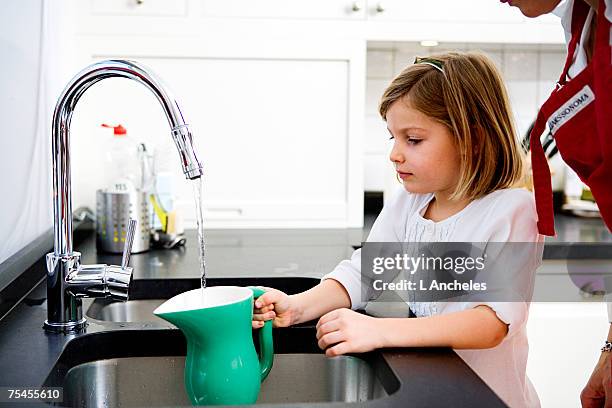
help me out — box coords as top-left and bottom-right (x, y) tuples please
(45, 278), (399, 407)
(62, 354), (387, 407)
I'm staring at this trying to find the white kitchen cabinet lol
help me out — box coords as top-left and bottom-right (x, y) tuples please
(70, 36), (365, 228)
(74, 0), (366, 38)
(201, 0), (366, 20)
(75, 0), (564, 44)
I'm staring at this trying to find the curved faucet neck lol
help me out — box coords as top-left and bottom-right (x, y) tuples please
(50, 59), (203, 255)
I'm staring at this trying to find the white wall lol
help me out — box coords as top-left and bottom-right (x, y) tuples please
(0, 1), (77, 265)
(364, 42), (566, 193)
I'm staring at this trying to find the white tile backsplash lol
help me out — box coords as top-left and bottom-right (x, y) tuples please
(393, 50), (422, 75)
(364, 153), (393, 191)
(514, 113), (537, 141)
(392, 42), (427, 54)
(503, 43), (542, 52)
(365, 115), (391, 154)
(472, 49), (504, 71)
(465, 42), (505, 52)
(506, 80), (539, 120)
(537, 80), (557, 107)
(538, 51), (565, 81)
(366, 50), (394, 78)
(503, 50), (539, 81)
(365, 79), (391, 116)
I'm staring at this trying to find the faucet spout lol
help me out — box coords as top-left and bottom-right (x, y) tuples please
(45, 60), (203, 333)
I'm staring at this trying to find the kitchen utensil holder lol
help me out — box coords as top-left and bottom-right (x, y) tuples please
(96, 189), (150, 253)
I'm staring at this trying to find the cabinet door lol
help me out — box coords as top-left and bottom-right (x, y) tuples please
(70, 38), (365, 228)
(201, 0), (365, 20)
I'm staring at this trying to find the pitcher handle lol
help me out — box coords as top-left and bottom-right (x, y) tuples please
(249, 286), (274, 381)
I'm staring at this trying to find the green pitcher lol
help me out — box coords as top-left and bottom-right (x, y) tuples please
(153, 286), (274, 406)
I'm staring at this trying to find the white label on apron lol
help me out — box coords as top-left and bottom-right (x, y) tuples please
(547, 84), (595, 134)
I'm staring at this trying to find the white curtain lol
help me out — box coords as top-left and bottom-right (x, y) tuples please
(0, 1), (70, 265)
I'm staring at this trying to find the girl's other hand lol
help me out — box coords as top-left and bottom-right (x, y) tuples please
(315, 308), (385, 357)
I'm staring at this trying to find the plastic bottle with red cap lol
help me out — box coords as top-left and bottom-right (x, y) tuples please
(102, 123), (141, 191)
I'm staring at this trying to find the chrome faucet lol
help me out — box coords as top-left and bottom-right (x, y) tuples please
(45, 59), (204, 333)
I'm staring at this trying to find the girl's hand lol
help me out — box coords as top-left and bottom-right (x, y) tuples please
(252, 287), (299, 329)
(315, 308), (385, 357)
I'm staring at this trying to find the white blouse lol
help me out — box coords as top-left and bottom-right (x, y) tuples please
(322, 187), (544, 408)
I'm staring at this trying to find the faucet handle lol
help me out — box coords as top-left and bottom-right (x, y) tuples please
(121, 219), (137, 269)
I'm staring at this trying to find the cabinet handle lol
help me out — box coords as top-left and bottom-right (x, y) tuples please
(351, 1), (362, 12)
(375, 2), (385, 13)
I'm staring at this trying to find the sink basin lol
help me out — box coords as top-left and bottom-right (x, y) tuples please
(86, 277), (321, 323)
(43, 327), (397, 407)
(87, 299), (167, 323)
(62, 354), (387, 406)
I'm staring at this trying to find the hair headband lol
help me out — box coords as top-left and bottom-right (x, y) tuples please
(414, 57), (445, 74)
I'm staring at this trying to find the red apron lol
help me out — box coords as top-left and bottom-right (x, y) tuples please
(530, 0), (612, 236)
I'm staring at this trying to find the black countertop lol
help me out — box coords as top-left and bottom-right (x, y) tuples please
(543, 214), (612, 259)
(0, 226), (506, 407)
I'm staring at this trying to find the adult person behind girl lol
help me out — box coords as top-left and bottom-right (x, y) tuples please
(502, 0), (612, 406)
(254, 52), (543, 407)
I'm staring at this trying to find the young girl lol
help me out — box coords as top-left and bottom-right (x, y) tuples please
(252, 52), (543, 408)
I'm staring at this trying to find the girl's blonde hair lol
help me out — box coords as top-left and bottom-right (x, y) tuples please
(379, 52), (525, 201)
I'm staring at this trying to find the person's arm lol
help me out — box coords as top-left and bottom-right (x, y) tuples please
(290, 279), (351, 325)
(580, 324), (612, 407)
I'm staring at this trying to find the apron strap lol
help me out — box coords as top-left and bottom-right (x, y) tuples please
(530, 110), (556, 236)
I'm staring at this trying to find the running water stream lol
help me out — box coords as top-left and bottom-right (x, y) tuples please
(192, 178), (206, 292)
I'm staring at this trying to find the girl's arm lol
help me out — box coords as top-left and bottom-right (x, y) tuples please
(316, 305), (509, 356)
(290, 279), (351, 325)
(378, 305), (508, 349)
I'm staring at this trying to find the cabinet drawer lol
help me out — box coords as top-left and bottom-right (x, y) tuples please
(91, 0), (188, 17)
(201, 0), (364, 20)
